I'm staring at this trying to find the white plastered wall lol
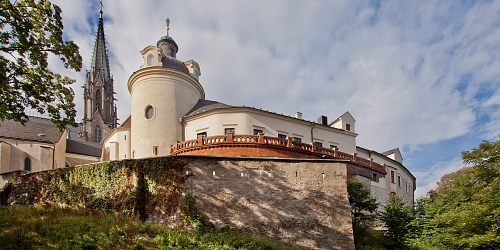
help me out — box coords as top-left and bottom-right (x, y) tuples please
(184, 109), (357, 154)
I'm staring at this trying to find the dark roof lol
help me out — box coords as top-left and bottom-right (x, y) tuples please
(66, 139), (102, 157)
(161, 56), (190, 74)
(120, 116), (131, 128)
(0, 117), (63, 143)
(184, 99), (234, 118)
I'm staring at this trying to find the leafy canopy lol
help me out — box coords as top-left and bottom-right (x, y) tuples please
(0, 0), (82, 131)
(410, 136), (500, 249)
(379, 194), (414, 248)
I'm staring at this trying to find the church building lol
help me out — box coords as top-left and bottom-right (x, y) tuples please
(101, 20), (415, 206)
(79, 9), (118, 143)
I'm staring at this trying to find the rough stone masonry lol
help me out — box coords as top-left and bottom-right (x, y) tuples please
(182, 156), (355, 250)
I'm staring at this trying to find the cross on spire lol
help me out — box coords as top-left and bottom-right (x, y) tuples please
(166, 17), (170, 37)
(99, 0), (104, 17)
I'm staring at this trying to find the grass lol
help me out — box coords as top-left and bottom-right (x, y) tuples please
(0, 205), (294, 250)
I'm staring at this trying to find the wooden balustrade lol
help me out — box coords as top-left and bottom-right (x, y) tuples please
(171, 134), (386, 172)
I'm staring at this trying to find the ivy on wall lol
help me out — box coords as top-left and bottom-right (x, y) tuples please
(4, 157), (207, 228)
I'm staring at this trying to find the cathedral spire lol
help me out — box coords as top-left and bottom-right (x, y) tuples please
(90, 9), (110, 82)
(80, 4), (118, 143)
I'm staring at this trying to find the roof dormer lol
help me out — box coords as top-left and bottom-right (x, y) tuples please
(184, 60), (201, 81)
(140, 46), (162, 69)
(330, 111), (356, 132)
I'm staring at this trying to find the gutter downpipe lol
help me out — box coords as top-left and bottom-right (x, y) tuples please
(311, 122), (315, 145)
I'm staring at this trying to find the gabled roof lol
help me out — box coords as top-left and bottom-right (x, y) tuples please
(0, 117), (63, 143)
(382, 148), (400, 156)
(66, 139), (102, 157)
(329, 111), (355, 126)
(120, 116), (131, 128)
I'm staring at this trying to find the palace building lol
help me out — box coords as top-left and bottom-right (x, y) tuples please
(101, 21), (415, 206)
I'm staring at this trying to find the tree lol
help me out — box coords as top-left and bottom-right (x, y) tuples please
(348, 176), (379, 227)
(347, 176), (380, 249)
(379, 194), (413, 249)
(0, 0), (82, 131)
(410, 136), (500, 249)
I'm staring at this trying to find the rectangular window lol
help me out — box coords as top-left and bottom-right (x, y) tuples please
(391, 170), (395, 183)
(253, 129), (263, 135)
(224, 128), (234, 135)
(405, 180), (408, 192)
(153, 146), (158, 156)
(292, 137), (302, 143)
(278, 134), (287, 139)
(314, 142), (323, 148)
(346, 124), (351, 131)
(124, 135), (126, 140)
(330, 145), (338, 150)
(197, 132), (207, 137)
(372, 173), (377, 182)
(398, 176), (401, 187)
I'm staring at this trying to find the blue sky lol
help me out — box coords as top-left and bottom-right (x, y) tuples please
(48, 0), (500, 198)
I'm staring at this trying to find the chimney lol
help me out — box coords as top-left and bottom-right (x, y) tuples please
(317, 115), (328, 125)
(294, 112), (302, 119)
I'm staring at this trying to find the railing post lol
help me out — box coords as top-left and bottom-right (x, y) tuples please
(227, 132), (233, 142)
(369, 158), (373, 167)
(352, 153), (356, 162)
(258, 133), (265, 143)
(287, 138), (292, 148)
(197, 135), (204, 145)
(334, 147), (338, 158)
(311, 143), (316, 152)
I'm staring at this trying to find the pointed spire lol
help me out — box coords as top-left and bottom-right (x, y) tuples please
(90, 5), (110, 82)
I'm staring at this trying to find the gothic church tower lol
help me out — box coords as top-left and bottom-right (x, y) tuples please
(79, 9), (117, 143)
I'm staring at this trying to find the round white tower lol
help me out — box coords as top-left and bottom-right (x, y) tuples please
(128, 34), (204, 159)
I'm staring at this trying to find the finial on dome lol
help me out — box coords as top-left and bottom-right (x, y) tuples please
(166, 17), (170, 37)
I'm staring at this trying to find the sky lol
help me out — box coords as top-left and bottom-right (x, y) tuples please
(47, 0), (500, 198)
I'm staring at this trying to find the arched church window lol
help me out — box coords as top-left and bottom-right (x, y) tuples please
(24, 157), (31, 171)
(94, 124), (102, 143)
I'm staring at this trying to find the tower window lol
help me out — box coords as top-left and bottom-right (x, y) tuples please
(147, 54), (154, 66)
(153, 146), (158, 156)
(391, 170), (395, 183)
(24, 157), (31, 171)
(292, 137), (302, 143)
(278, 134), (287, 139)
(330, 145), (338, 150)
(145, 106), (154, 119)
(94, 124), (102, 143)
(314, 142), (323, 148)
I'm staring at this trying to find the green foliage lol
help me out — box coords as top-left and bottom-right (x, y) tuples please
(347, 176), (380, 249)
(348, 176), (379, 227)
(379, 194), (414, 249)
(0, 0), (82, 131)
(0, 205), (292, 250)
(6, 157), (197, 225)
(410, 137), (500, 249)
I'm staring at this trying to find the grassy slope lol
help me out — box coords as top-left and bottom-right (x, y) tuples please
(0, 205), (294, 250)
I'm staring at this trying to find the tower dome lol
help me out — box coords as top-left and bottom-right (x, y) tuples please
(156, 36), (190, 74)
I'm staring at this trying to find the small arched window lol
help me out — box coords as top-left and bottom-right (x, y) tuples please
(24, 157), (31, 171)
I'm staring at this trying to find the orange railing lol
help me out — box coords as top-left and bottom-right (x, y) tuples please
(170, 133), (386, 173)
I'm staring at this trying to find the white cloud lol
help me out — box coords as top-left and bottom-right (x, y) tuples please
(47, 0), (500, 188)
